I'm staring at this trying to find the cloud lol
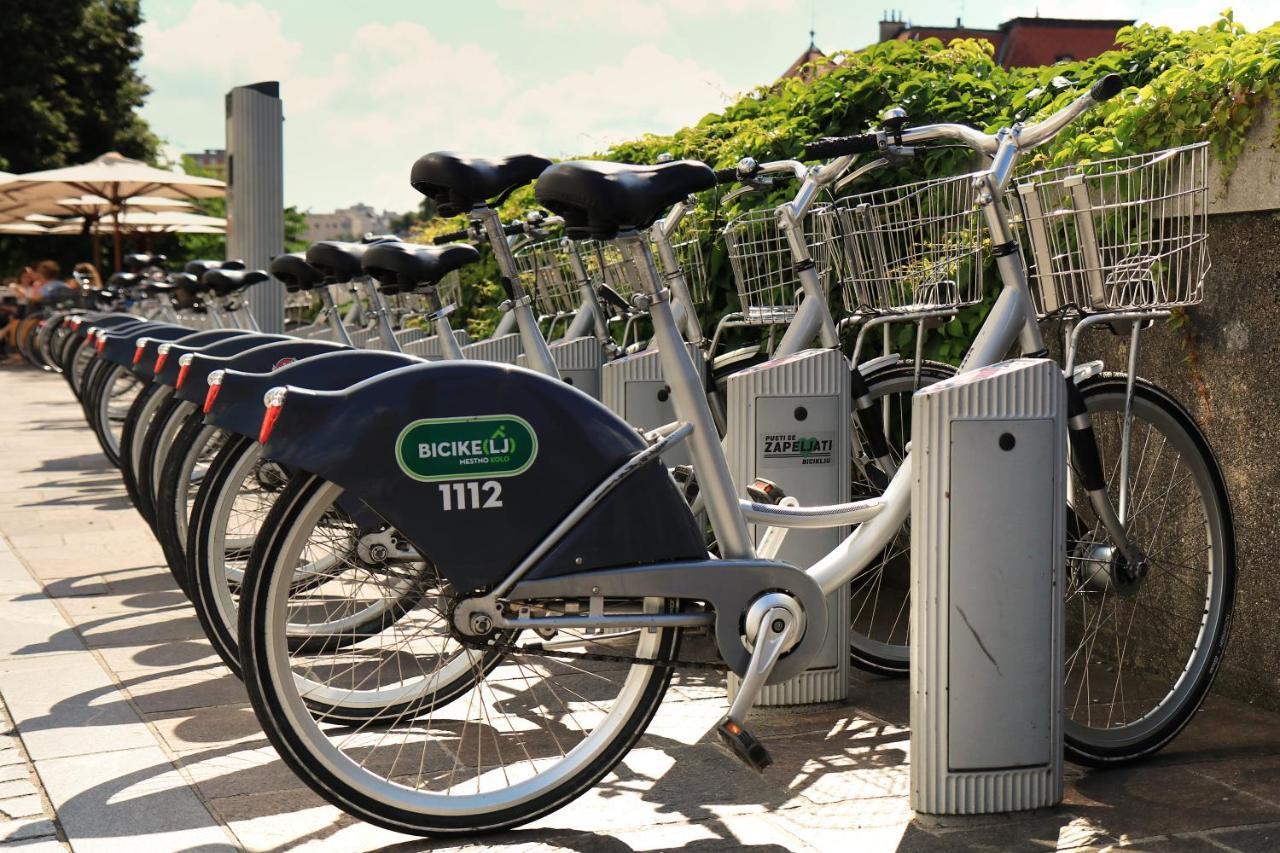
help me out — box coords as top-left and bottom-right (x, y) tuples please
(139, 0), (301, 85)
(138, 4), (741, 211)
(495, 0), (800, 36)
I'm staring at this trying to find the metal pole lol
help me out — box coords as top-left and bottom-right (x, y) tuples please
(226, 82), (285, 332)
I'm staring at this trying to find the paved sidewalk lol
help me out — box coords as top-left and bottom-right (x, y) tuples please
(3, 364), (1280, 852)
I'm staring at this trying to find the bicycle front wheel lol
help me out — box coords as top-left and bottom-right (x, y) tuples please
(847, 359), (955, 675)
(1064, 374), (1235, 766)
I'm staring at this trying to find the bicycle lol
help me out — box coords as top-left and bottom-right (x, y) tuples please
(230, 74), (1233, 836)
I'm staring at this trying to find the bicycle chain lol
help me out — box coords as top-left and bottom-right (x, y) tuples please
(459, 634), (729, 672)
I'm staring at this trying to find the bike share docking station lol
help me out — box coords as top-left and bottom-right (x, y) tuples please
(602, 344), (707, 468)
(726, 347), (851, 705)
(518, 337), (606, 399)
(910, 358), (1065, 814)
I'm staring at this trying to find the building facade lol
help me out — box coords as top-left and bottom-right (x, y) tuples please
(301, 203), (396, 242)
(877, 12), (1132, 67)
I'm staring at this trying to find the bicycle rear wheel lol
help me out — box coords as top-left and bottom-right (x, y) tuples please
(239, 472), (679, 836)
(1063, 374), (1235, 766)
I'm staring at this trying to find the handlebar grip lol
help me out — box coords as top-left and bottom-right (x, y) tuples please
(714, 167), (739, 184)
(1089, 74), (1125, 103)
(432, 228), (470, 245)
(803, 133), (879, 160)
(503, 222), (527, 236)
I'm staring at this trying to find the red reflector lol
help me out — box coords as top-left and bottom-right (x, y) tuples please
(132, 344), (145, 365)
(155, 352), (168, 372)
(259, 405), (283, 444)
(96, 336), (105, 353)
(176, 363), (190, 389)
(203, 383), (222, 414)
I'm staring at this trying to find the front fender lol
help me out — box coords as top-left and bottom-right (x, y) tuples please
(262, 361), (705, 592)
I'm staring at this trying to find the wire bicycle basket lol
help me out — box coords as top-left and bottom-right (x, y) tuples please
(1010, 142), (1209, 316)
(722, 204), (838, 325)
(513, 238), (582, 317)
(664, 218), (711, 305)
(832, 171), (986, 316)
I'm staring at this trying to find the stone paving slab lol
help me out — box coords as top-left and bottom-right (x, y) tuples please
(3, 365), (1280, 851)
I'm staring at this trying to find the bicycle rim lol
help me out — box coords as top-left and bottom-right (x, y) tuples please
(242, 475), (677, 833)
(1063, 376), (1233, 760)
(847, 360), (954, 674)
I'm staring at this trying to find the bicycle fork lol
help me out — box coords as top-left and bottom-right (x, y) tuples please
(1066, 377), (1148, 589)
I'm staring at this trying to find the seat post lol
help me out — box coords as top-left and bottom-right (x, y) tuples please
(318, 285), (354, 346)
(358, 278), (403, 353)
(473, 207), (560, 379)
(616, 229), (755, 561)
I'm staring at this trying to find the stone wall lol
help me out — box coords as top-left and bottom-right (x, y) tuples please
(1075, 209), (1280, 707)
(1070, 108), (1280, 706)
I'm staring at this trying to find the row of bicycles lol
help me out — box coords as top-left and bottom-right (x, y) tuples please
(31, 74), (1234, 836)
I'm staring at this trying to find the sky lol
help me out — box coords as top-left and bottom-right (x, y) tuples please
(137, 0), (1277, 215)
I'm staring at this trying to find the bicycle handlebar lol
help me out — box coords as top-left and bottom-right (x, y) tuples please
(432, 228), (471, 245)
(798, 74), (1126, 162)
(1090, 73), (1124, 102)
(801, 133), (879, 160)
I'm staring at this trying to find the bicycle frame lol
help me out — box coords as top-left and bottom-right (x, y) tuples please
(614, 89), (1136, 599)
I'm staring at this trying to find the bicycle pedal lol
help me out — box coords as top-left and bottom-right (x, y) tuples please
(716, 717), (772, 772)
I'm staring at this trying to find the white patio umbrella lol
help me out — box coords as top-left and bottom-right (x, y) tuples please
(49, 209), (227, 233)
(0, 194), (201, 262)
(0, 152), (225, 270)
(0, 221), (50, 235)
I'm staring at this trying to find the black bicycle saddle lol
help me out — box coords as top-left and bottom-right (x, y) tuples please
(534, 159), (716, 239)
(361, 241), (479, 291)
(270, 253), (325, 292)
(185, 258), (246, 278)
(205, 268), (269, 296)
(411, 152), (552, 215)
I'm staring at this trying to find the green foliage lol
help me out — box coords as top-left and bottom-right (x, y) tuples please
(0, 0), (157, 173)
(0, 0), (159, 276)
(421, 15), (1280, 355)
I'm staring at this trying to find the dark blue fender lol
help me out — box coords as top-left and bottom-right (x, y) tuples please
(134, 329), (252, 382)
(173, 338), (352, 406)
(98, 323), (189, 368)
(162, 334), (290, 391)
(204, 349), (420, 439)
(261, 361), (706, 593)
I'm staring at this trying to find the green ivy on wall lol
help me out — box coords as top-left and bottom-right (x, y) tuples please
(415, 14), (1280, 354)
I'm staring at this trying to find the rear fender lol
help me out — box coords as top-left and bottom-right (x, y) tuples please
(134, 329), (251, 381)
(261, 361), (705, 592)
(158, 333), (289, 389)
(202, 348), (417, 437)
(167, 335), (293, 398)
(99, 324), (187, 367)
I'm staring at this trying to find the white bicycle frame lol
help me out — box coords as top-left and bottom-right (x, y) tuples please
(617, 84), (1129, 596)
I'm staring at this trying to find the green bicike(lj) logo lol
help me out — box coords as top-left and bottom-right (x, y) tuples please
(395, 415), (538, 482)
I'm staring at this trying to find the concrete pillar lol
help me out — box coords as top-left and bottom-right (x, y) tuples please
(226, 82), (285, 332)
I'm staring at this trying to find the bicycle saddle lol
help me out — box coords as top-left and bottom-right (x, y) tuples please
(107, 272), (143, 289)
(305, 241), (374, 283)
(269, 253), (324, 292)
(205, 268), (269, 295)
(123, 252), (165, 272)
(142, 279), (178, 296)
(411, 152), (552, 215)
(535, 159), (716, 239)
(185, 258), (246, 278)
(362, 241), (479, 290)
(170, 271), (211, 293)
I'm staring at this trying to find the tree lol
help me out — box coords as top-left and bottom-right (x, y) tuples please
(0, 0), (157, 173)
